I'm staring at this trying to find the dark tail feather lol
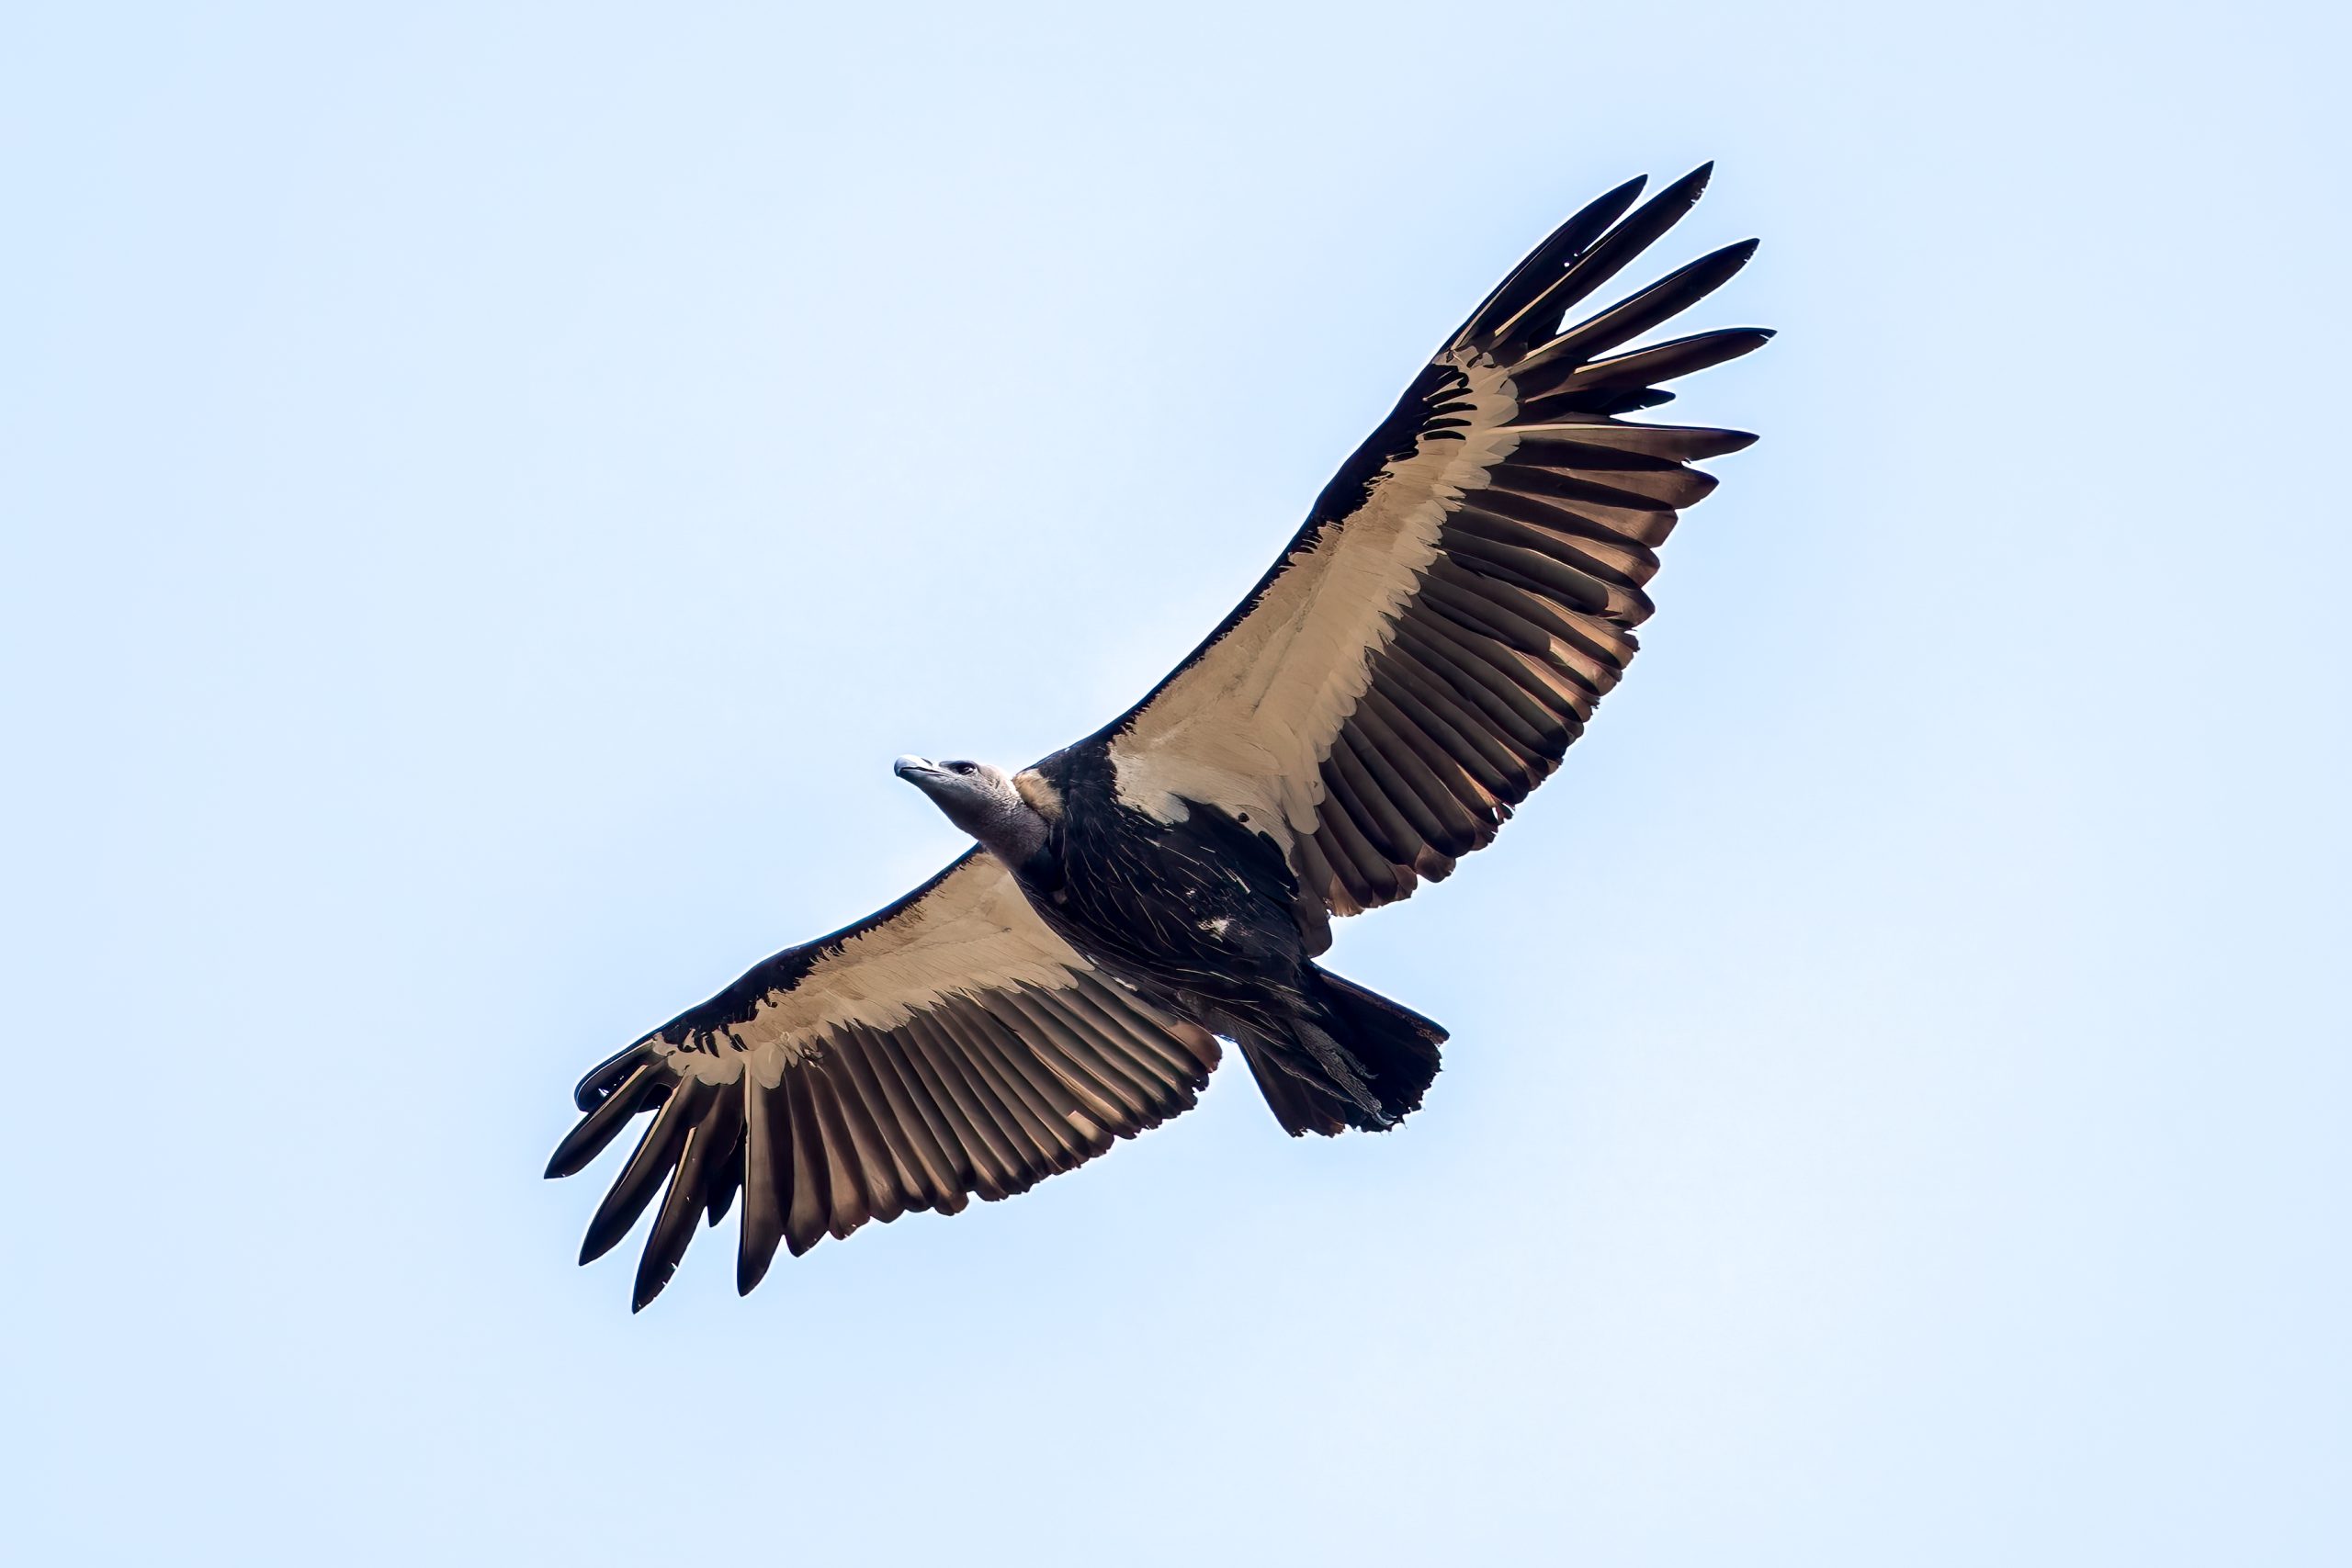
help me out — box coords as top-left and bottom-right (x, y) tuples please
(1238, 967), (1447, 1138)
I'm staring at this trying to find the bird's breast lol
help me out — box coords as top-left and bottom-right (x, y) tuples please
(1016, 802), (1305, 1003)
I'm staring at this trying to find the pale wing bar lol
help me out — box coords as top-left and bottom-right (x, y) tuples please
(548, 863), (1218, 1309)
(1295, 169), (1769, 914)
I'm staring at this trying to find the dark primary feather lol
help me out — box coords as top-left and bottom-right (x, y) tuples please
(633, 1085), (741, 1311)
(544, 1063), (662, 1179)
(579, 1077), (708, 1267)
(1472, 164), (1716, 355)
(735, 1075), (791, 1294)
(1510, 239), (1758, 378)
(1457, 174), (1649, 348)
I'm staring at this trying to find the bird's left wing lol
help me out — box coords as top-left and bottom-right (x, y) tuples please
(548, 849), (1218, 1307)
(1105, 166), (1768, 939)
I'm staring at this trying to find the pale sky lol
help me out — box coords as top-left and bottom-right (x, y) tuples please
(4, 4), (2346, 1563)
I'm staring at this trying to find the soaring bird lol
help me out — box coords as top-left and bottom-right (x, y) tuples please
(549, 166), (1770, 1308)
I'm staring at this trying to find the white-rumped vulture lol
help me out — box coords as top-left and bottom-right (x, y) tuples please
(550, 167), (1770, 1308)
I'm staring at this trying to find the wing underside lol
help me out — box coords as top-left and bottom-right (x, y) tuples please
(548, 852), (1218, 1307)
(1107, 165), (1767, 920)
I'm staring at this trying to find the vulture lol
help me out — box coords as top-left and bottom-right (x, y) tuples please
(549, 166), (1770, 1308)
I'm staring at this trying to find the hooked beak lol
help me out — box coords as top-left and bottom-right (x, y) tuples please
(893, 754), (938, 784)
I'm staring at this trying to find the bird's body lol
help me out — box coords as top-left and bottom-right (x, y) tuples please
(548, 166), (1770, 1307)
(989, 738), (1443, 1136)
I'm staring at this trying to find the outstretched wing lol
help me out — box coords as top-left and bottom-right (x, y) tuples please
(1106, 166), (1768, 936)
(548, 850), (1219, 1308)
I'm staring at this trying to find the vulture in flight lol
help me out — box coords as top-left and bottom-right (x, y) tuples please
(550, 166), (1770, 1308)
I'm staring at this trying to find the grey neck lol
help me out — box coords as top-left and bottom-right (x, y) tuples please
(949, 797), (1051, 870)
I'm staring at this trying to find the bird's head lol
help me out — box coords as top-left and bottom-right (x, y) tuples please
(893, 755), (1051, 867)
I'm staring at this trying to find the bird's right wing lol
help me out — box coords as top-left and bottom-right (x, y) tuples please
(547, 849), (1219, 1308)
(1103, 167), (1765, 934)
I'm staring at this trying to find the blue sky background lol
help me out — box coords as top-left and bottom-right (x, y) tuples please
(5, 4), (2346, 1562)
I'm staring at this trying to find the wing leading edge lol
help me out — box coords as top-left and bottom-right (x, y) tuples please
(1105, 164), (1768, 923)
(548, 851), (1217, 1308)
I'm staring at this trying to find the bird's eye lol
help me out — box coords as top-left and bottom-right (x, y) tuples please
(951, 761), (976, 774)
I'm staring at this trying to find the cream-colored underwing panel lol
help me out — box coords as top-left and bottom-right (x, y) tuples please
(660, 854), (1091, 1085)
(1110, 352), (1522, 835)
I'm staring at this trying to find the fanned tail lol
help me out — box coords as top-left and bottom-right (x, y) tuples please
(1238, 966), (1446, 1137)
